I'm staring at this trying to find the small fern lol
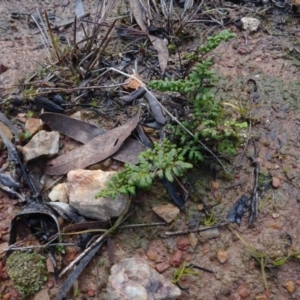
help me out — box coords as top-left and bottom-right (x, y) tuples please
(149, 30), (246, 158)
(96, 140), (193, 198)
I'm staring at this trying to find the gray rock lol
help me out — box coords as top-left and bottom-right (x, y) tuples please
(199, 228), (220, 242)
(20, 130), (59, 162)
(68, 169), (129, 221)
(107, 258), (181, 300)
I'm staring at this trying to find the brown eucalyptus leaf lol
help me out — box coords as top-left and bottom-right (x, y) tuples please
(45, 108), (141, 175)
(40, 113), (104, 144)
(40, 112), (147, 165)
(129, 0), (168, 73)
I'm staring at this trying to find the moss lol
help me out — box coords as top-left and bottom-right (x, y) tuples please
(6, 251), (48, 298)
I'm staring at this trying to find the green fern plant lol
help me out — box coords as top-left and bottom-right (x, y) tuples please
(96, 140), (193, 198)
(149, 30), (245, 158)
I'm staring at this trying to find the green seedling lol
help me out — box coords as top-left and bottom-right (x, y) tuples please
(203, 212), (217, 226)
(149, 30), (246, 159)
(96, 139), (193, 198)
(172, 262), (200, 284)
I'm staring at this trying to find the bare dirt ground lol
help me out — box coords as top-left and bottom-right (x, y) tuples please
(2, 1), (300, 300)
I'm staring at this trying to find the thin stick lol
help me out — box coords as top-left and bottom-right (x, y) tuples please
(165, 222), (229, 236)
(4, 243), (76, 252)
(59, 196), (131, 277)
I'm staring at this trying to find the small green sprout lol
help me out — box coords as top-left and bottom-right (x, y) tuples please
(172, 262), (200, 284)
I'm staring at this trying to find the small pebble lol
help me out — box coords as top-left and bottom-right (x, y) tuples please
(170, 250), (182, 267)
(211, 181), (219, 191)
(155, 262), (170, 273)
(177, 237), (190, 251)
(217, 250), (228, 263)
(2, 293), (10, 300)
(283, 280), (295, 293)
(272, 213), (280, 219)
(272, 177), (281, 188)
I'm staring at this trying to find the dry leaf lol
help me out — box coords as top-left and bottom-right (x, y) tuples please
(40, 112), (147, 165)
(129, 0), (168, 73)
(124, 71), (143, 90)
(45, 108), (141, 175)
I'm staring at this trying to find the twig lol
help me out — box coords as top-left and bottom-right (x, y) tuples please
(59, 196), (131, 277)
(120, 222), (166, 228)
(164, 222), (229, 236)
(4, 243), (76, 252)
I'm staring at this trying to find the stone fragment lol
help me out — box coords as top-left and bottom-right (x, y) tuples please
(48, 183), (68, 203)
(33, 289), (50, 300)
(217, 250), (228, 263)
(152, 204), (180, 223)
(272, 213), (280, 219)
(283, 280), (295, 293)
(170, 250), (182, 267)
(107, 258), (181, 300)
(236, 285), (249, 298)
(272, 177), (281, 188)
(241, 17), (260, 32)
(155, 262), (170, 273)
(20, 130), (59, 162)
(9, 289), (18, 298)
(2, 293), (10, 300)
(177, 237), (190, 251)
(199, 228), (220, 242)
(189, 233), (198, 249)
(68, 169), (129, 221)
(25, 118), (41, 137)
(211, 181), (219, 191)
(0, 122), (13, 150)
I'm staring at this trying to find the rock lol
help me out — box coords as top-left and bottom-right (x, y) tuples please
(20, 130), (59, 162)
(48, 183), (68, 203)
(33, 289), (50, 300)
(272, 177), (281, 188)
(236, 285), (249, 298)
(9, 289), (18, 298)
(25, 118), (41, 137)
(2, 293), (10, 300)
(283, 280), (295, 293)
(152, 204), (180, 223)
(217, 250), (228, 263)
(68, 169), (129, 221)
(272, 213), (280, 219)
(170, 250), (182, 267)
(211, 181), (219, 191)
(241, 17), (260, 32)
(107, 258), (181, 300)
(199, 228), (220, 242)
(0, 122), (13, 150)
(155, 262), (170, 273)
(176, 237), (190, 251)
(188, 233), (198, 249)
